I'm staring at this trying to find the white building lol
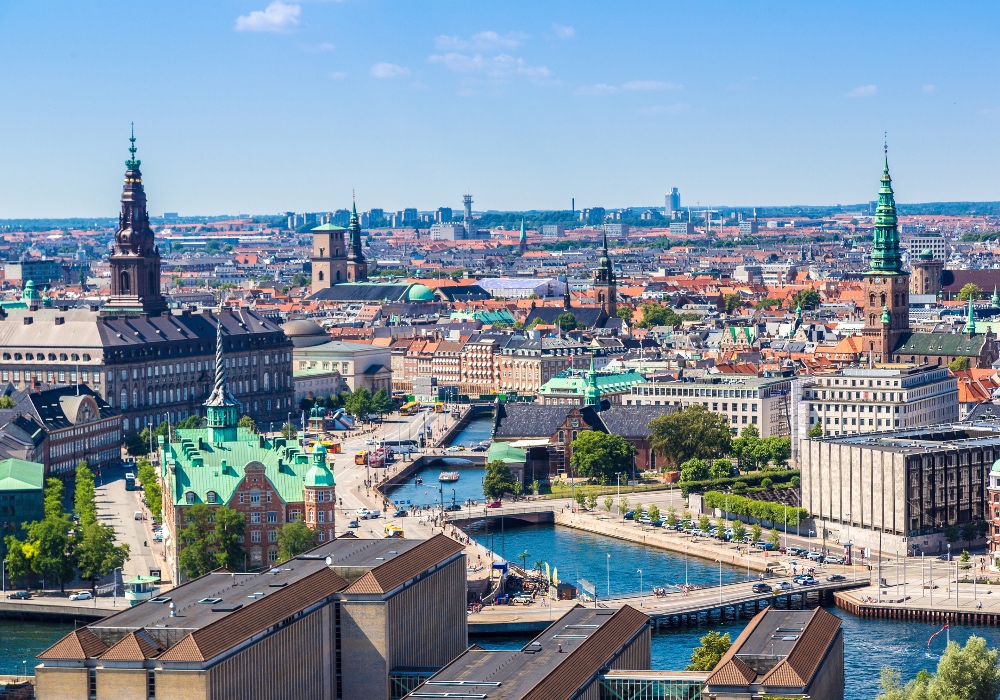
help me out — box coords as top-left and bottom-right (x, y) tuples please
(805, 365), (958, 437)
(478, 278), (567, 300)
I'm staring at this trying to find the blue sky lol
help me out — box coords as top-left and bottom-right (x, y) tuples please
(1, 1), (998, 217)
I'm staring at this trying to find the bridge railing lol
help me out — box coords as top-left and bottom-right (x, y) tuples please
(449, 505), (558, 520)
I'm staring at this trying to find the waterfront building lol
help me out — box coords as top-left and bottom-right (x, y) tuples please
(861, 155), (997, 367)
(161, 319), (336, 575)
(404, 605), (650, 700)
(803, 423), (1000, 555)
(805, 365), (958, 437)
(35, 535), (467, 700)
(625, 374), (795, 438)
(0, 458), (44, 559)
(704, 607), (844, 700)
(537, 366), (646, 406)
(0, 135), (295, 432)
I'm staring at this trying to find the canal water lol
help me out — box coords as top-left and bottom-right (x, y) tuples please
(446, 412), (494, 448)
(0, 620), (74, 675)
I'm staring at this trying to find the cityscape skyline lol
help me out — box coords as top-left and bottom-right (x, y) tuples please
(3, 2), (1000, 217)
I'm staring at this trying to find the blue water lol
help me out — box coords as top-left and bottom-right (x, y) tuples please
(446, 414), (493, 448)
(386, 458), (489, 510)
(0, 621), (74, 675)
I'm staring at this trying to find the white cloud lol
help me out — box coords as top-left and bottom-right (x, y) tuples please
(371, 62), (410, 79)
(434, 31), (528, 52)
(235, 1), (301, 33)
(846, 84), (877, 98)
(642, 103), (691, 115)
(428, 52), (550, 79)
(552, 23), (575, 39)
(575, 79), (681, 96)
(921, 83), (937, 93)
(330, 71), (347, 80)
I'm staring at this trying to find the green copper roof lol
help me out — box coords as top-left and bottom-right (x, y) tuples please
(893, 332), (987, 358)
(880, 305), (890, 324)
(964, 297), (977, 334)
(311, 223), (347, 232)
(21, 279), (39, 301)
(992, 458), (1000, 474)
(450, 309), (516, 325)
(0, 458), (44, 492)
(539, 368), (646, 398)
(487, 442), (527, 465)
(163, 429), (316, 506)
(868, 153), (903, 275)
(406, 283), (435, 301)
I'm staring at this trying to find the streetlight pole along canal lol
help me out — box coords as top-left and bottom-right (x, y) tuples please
(637, 569), (643, 609)
(607, 553), (611, 599)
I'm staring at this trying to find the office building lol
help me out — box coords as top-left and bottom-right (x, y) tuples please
(704, 608), (844, 700)
(739, 219), (759, 236)
(35, 535), (467, 700)
(669, 221), (694, 235)
(404, 606), (650, 700)
(604, 222), (629, 240)
(3, 258), (64, 287)
(540, 224), (565, 238)
(805, 365), (958, 437)
(435, 207), (453, 223)
(904, 234), (947, 261)
(666, 187), (681, 216)
(802, 423), (1000, 554)
(625, 375), (796, 438)
(429, 222), (467, 241)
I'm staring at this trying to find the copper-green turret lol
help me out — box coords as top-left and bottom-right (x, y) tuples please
(583, 356), (601, 409)
(518, 218), (527, 254)
(964, 297), (977, 335)
(205, 310), (239, 443)
(991, 286), (998, 309)
(880, 305), (890, 325)
(868, 152), (903, 275)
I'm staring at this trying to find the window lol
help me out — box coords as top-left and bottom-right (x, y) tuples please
(250, 490), (261, 504)
(267, 511), (277, 523)
(318, 511), (325, 523)
(207, 491), (217, 504)
(290, 510), (300, 522)
(147, 670), (156, 700)
(185, 491), (195, 505)
(268, 530), (277, 542)
(250, 512), (261, 524)
(251, 530), (261, 542)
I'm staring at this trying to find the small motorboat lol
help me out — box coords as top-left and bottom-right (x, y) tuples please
(438, 471), (460, 482)
(415, 477), (423, 485)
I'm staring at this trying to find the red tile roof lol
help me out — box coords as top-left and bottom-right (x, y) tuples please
(99, 630), (162, 661)
(37, 628), (108, 660)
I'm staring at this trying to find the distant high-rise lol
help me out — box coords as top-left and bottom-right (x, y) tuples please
(462, 194), (477, 239)
(436, 207), (453, 223)
(666, 188), (681, 217)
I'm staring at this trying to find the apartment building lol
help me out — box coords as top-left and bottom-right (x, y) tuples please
(805, 365), (958, 437)
(460, 336), (500, 396)
(624, 375), (795, 437)
(431, 340), (465, 388)
(495, 337), (588, 396)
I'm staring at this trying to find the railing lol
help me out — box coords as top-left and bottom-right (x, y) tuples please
(449, 505), (557, 519)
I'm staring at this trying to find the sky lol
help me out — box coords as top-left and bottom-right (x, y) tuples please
(1, 1), (1000, 217)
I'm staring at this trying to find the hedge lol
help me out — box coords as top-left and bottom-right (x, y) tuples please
(680, 469), (800, 497)
(703, 490), (807, 527)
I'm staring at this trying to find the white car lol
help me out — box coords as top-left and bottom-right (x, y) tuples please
(356, 508), (371, 519)
(69, 591), (93, 601)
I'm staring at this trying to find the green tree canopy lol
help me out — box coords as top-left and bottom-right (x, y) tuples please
(569, 431), (635, 485)
(0, 395), (15, 409)
(371, 387), (395, 416)
(344, 388), (374, 419)
(876, 636), (1000, 700)
(281, 423), (298, 440)
(808, 422), (824, 438)
(615, 306), (633, 320)
(679, 458), (710, 482)
(792, 288), (822, 310)
(213, 506), (246, 571)
(649, 404), (733, 466)
(483, 460), (519, 501)
(555, 312), (579, 332)
(277, 521), (318, 562)
(949, 356), (971, 372)
(687, 631), (732, 671)
(958, 283), (984, 301)
(74, 460), (97, 526)
(76, 520), (129, 588)
(178, 504), (217, 580)
(238, 415), (258, 433)
(136, 458), (162, 522)
(723, 293), (742, 314)
(754, 297), (783, 310)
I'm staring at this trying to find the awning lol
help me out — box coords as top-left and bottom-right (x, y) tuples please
(507, 438), (551, 448)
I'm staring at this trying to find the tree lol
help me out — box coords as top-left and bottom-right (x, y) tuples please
(808, 422), (824, 438)
(604, 496), (614, 513)
(723, 293), (742, 314)
(650, 404), (733, 467)
(710, 459), (733, 479)
(961, 522), (980, 548)
(213, 506), (246, 571)
(0, 395), (15, 409)
(732, 520), (747, 542)
(679, 458), (710, 482)
(616, 306), (633, 321)
(792, 288), (822, 310)
(344, 387), (374, 419)
(3, 535), (33, 586)
(25, 479), (77, 592)
(76, 520), (129, 590)
(731, 424), (761, 471)
(949, 356), (971, 372)
(633, 502), (643, 523)
(958, 283), (984, 301)
(768, 528), (781, 548)
(178, 504), (217, 580)
(555, 312), (579, 332)
(277, 521), (317, 562)
(876, 636), (1000, 700)
(371, 387), (394, 416)
(754, 297), (782, 310)
(569, 431), (635, 484)
(238, 415), (258, 433)
(698, 514), (711, 533)
(281, 423), (298, 440)
(750, 523), (763, 543)
(518, 550), (530, 573)
(665, 506), (677, 526)
(74, 460), (97, 526)
(136, 458), (163, 522)
(585, 494), (598, 511)
(483, 460), (519, 501)
(686, 631), (732, 671)
(647, 504), (660, 523)
(125, 431), (149, 456)
(618, 496), (630, 518)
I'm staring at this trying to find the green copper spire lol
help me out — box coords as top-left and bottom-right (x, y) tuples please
(125, 122), (141, 170)
(992, 286), (998, 308)
(880, 305), (890, 325)
(964, 297), (977, 335)
(519, 218), (526, 244)
(205, 309), (239, 443)
(584, 356), (601, 409)
(868, 148), (902, 275)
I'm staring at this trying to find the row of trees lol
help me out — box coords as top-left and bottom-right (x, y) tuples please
(299, 387), (395, 419)
(731, 425), (790, 471)
(636, 302), (701, 329)
(702, 490), (807, 528)
(877, 636), (1000, 700)
(4, 461), (130, 591)
(135, 457), (163, 522)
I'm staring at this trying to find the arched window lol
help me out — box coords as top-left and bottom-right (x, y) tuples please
(318, 270), (324, 281)
(120, 271), (131, 293)
(880, 293), (886, 306)
(133, 390), (138, 408)
(148, 390), (153, 406)
(206, 491), (218, 504)
(336, 270), (341, 281)
(123, 418), (129, 431)
(121, 389), (128, 409)
(185, 491), (196, 505)
(869, 293), (875, 306)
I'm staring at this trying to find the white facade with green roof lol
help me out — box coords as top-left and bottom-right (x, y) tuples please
(537, 368), (646, 406)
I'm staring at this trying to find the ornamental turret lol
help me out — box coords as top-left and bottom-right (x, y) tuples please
(104, 125), (168, 317)
(965, 297), (977, 337)
(584, 356), (601, 409)
(205, 310), (239, 443)
(304, 443), (336, 540)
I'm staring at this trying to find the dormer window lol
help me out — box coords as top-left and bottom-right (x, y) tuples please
(206, 491), (218, 504)
(185, 491), (196, 505)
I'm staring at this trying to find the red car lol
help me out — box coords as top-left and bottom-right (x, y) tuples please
(486, 501), (503, 508)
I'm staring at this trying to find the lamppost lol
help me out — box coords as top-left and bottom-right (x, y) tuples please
(607, 553), (611, 600)
(715, 559), (723, 606)
(637, 569), (643, 608)
(113, 567), (122, 608)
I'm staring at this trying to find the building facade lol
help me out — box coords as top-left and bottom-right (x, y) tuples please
(0, 458), (44, 560)
(806, 365), (958, 437)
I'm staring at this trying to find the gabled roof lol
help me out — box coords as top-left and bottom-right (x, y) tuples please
(704, 609), (767, 686)
(37, 628), (108, 660)
(343, 534), (465, 595)
(893, 331), (989, 358)
(760, 608), (842, 688)
(99, 630), (162, 661)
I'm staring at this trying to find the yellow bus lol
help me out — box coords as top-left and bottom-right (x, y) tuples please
(399, 401), (420, 416)
(384, 524), (404, 538)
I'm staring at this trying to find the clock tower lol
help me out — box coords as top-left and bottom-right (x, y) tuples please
(862, 150), (909, 363)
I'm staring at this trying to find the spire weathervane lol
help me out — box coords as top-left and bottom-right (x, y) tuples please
(126, 122), (141, 170)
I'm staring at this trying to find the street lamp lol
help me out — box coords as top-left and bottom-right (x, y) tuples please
(607, 553), (611, 600)
(637, 569), (643, 608)
(617, 473), (622, 521)
(715, 559), (723, 606)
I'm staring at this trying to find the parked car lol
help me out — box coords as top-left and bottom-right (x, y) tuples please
(638, 516), (652, 525)
(486, 501), (503, 509)
(623, 511), (636, 520)
(393, 508), (408, 517)
(650, 519), (664, 528)
(6, 591), (31, 600)
(807, 552), (824, 562)
(752, 583), (772, 593)
(356, 508), (371, 519)
(827, 574), (847, 582)
(69, 591), (92, 601)
(825, 556), (844, 565)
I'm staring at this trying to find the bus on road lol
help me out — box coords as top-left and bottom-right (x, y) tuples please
(124, 472), (136, 491)
(399, 401), (420, 416)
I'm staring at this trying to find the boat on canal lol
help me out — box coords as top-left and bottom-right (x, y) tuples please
(438, 471), (460, 482)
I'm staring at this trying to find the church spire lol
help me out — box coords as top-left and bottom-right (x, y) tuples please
(584, 355), (601, 409)
(345, 191), (368, 282)
(205, 308), (239, 442)
(965, 296), (977, 336)
(868, 145), (903, 275)
(518, 218), (527, 254)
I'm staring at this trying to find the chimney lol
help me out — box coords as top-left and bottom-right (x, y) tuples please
(54, 317), (64, 325)
(23, 317), (32, 325)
